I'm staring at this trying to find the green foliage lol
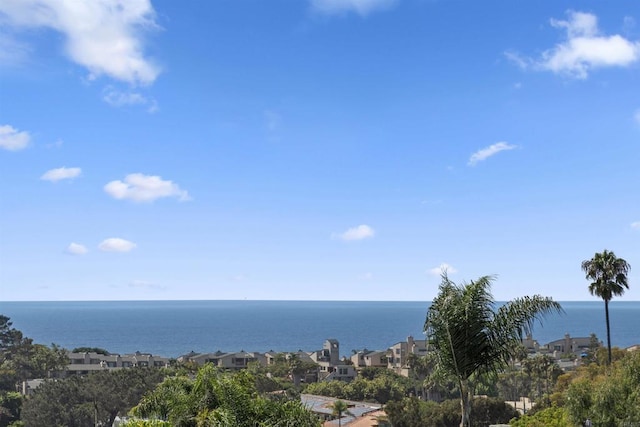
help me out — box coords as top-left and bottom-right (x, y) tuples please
(424, 274), (562, 427)
(0, 315), (69, 426)
(0, 392), (22, 427)
(385, 398), (443, 427)
(1, 315), (67, 390)
(21, 368), (166, 427)
(386, 396), (519, 427)
(330, 400), (353, 427)
(120, 420), (172, 427)
(71, 347), (110, 355)
(303, 369), (412, 404)
(132, 365), (321, 427)
(565, 350), (640, 426)
(521, 355), (563, 401)
(509, 405), (571, 427)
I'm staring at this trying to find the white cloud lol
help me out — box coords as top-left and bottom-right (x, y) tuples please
(634, 109), (640, 125)
(311, 0), (397, 16)
(333, 224), (375, 241)
(66, 242), (88, 255)
(0, 0), (160, 85)
(102, 87), (158, 112)
(428, 263), (458, 276)
(631, 221), (640, 230)
(104, 173), (190, 203)
(468, 142), (517, 166)
(358, 272), (373, 280)
(41, 167), (81, 182)
(99, 238), (136, 252)
(0, 124), (30, 151)
(508, 11), (640, 79)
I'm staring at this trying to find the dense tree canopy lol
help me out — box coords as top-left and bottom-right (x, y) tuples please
(0, 315), (68, 427)
(386, 396), (518, 427)
(131, 365), (321, 427)
(565, 350), (640, 426)
(303, 367), (412, 404)
(21, 368), (166, 427)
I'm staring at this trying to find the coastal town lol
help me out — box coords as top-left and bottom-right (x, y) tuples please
(17, 332), (638, 426)
(41, 332), (619, 383)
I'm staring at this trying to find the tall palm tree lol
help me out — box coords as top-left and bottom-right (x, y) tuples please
(581, 249), (630, 365)
(424, 274), (562, 427)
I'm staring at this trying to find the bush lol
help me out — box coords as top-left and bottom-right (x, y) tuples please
(509, 405), (571, 427)
(386, 396), (519, 427)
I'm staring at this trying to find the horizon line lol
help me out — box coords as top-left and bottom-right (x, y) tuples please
(2, 298), (638, 303)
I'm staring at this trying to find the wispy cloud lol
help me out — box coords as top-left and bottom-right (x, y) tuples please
(311, 0), (397, 17)
(0, 0), (161, 85)
(507, 11), (640, 79)
(129, 280), (164, 290)
(332, 224), (375, 241)
(66, 242), (88, 255)
(41, 167), (81, 182)
(504, 51), (530, 70)
(631, 221), (640, 230)
(0, 124), (30, 151)
(98, 238), (137, 253)
(468, 142), (517, 166)
(104, 173), (190, 203)
(634, 109), (640, 126)
(428, 263), (457, 276)
(0, 33), (31, 66)
(103, 87), (158, 112)
(264, 110), (281, 132)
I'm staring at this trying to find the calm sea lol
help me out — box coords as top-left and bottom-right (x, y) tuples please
(0, 301), (638, 358)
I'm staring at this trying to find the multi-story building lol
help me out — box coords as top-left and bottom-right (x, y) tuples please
(387, 335), (428, 376)
(64, 351), (169, 376)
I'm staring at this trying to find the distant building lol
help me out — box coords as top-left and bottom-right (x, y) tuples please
(387, 336), (428, 376)
(62, 351), (169, 377)
(178, 350), (265, 370)
(309, 339), (341, 380)
(521, 334), (541, 353)
(542, 334), (599, 358)
(351, 349), (388, 369)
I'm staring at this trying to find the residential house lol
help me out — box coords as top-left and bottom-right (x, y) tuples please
(179, 350), (265, 370)
(543, 334), (598, 358)
(387, 336), (428, 376)
(63, 351), (169, 376)
(308, 339), (341, 380)
(351, 349), (388, 369)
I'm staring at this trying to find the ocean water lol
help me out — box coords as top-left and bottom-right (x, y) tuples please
(0, 300), (638, 358)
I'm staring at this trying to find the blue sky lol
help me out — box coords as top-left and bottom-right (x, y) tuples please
(1, 0), (639, 302)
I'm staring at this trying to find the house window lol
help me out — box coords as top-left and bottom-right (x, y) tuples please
(339, 368), (348, 375)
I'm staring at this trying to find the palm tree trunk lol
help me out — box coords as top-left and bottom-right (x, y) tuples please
(459, 379), (471, 427)
(605, 298), (612, 364)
